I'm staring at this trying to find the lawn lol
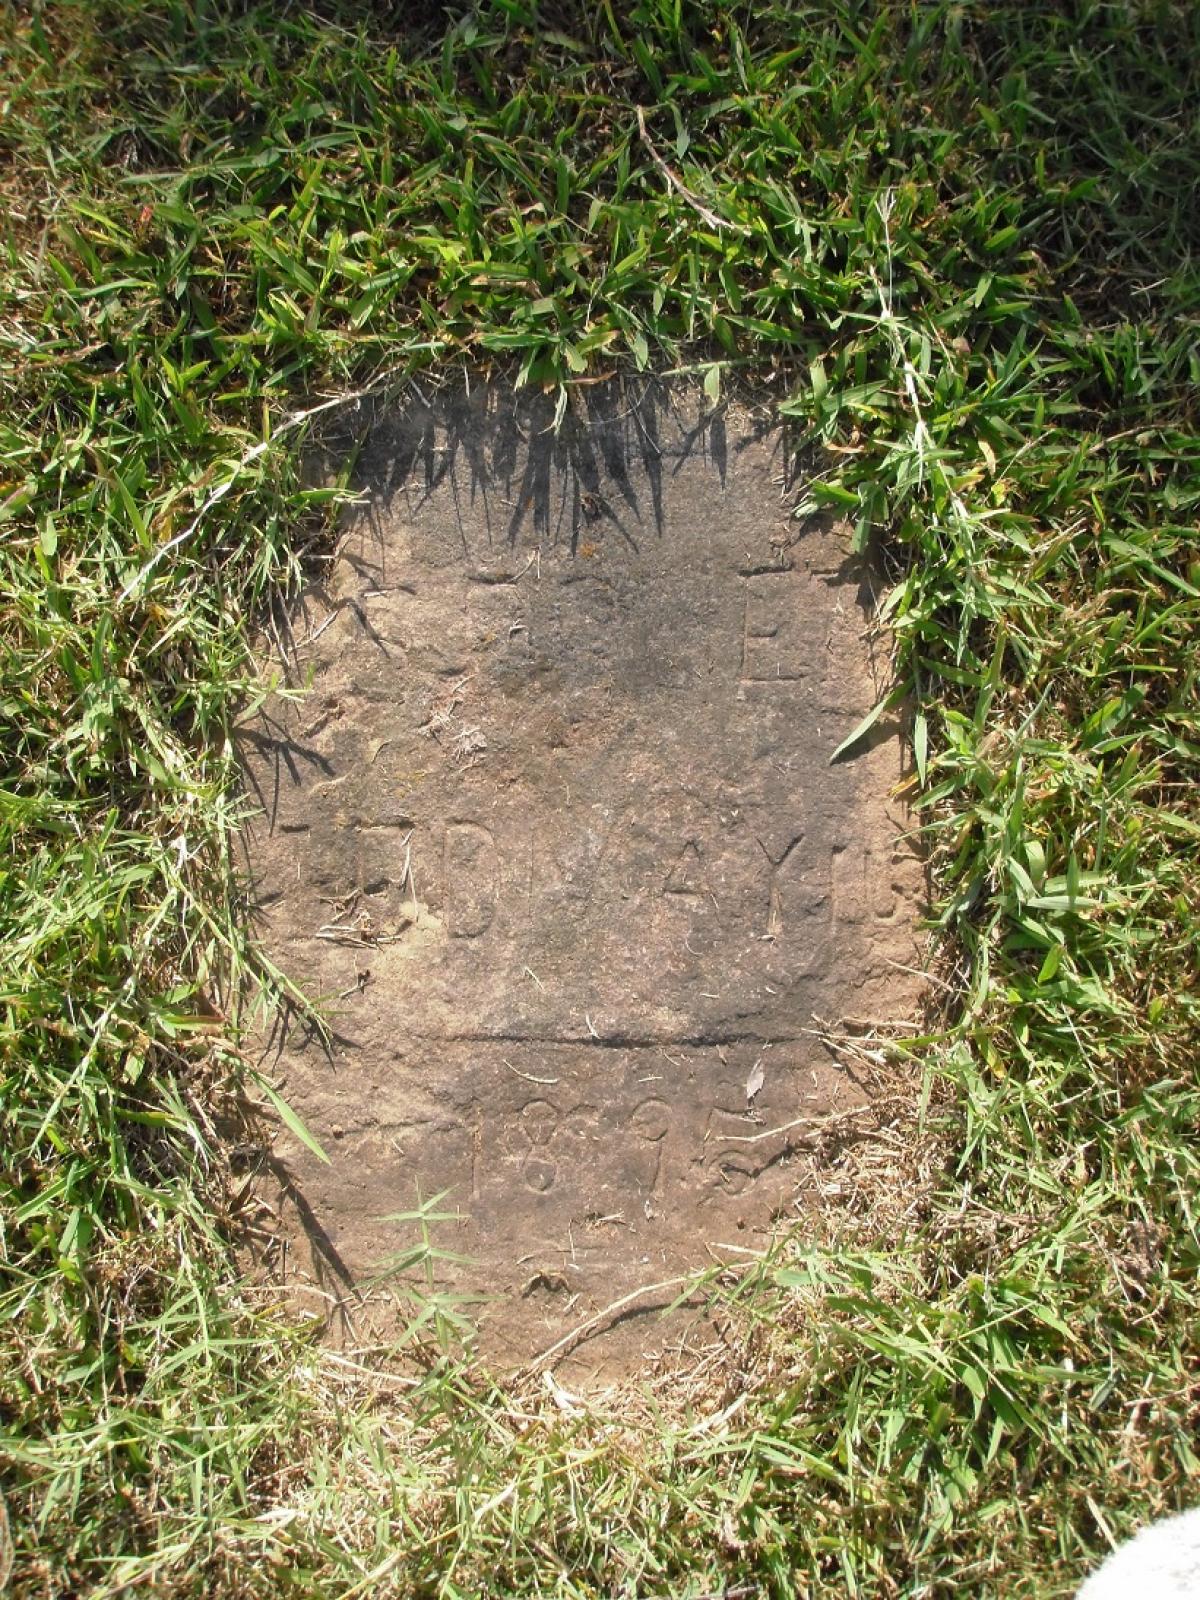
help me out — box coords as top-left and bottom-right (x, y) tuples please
(1, 1), (1198, 1595)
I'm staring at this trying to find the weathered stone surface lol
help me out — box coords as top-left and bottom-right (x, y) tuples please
(241, 380), (923, 1366)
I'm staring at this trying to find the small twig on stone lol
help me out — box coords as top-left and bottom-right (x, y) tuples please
(722, 1103), (878, 1146)
(501, 1059), (559, 1087)
(527, 1272), (699, 1370)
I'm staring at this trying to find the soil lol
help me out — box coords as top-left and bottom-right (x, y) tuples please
(240, 378), (925, 1373)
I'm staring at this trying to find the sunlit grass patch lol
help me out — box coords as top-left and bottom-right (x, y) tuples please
(1, 1), (1198, 1594)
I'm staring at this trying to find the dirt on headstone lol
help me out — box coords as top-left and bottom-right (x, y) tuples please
(240, 379), (924, 1371)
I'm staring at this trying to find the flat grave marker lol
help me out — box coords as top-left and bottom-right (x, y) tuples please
(242, 380), (923, 1365)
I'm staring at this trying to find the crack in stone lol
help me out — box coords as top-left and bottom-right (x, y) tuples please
(402, 1030), (808, 1049)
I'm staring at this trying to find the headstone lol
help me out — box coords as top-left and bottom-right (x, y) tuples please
(241, 380), (923, 1366)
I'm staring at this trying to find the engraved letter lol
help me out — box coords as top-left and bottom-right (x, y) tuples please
(832, 844), (901, 930)
(741, 573), (816, 683)
(626, 1097), (670, 1193)
(444, 821), (497, 937)
(759, 834), (830, 975)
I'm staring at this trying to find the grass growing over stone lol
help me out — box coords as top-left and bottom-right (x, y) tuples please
(2, 1), (1198, 1594)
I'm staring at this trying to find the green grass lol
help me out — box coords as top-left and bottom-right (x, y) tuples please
(2, 0), (1199, 1593)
